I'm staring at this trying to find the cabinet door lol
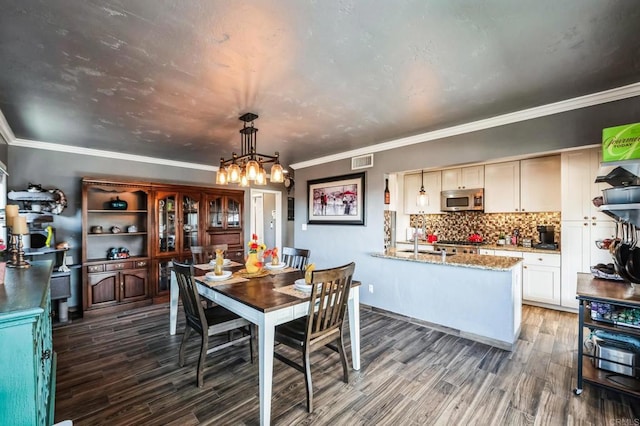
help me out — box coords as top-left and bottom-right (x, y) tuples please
(520, 155), (560, 212)
(226, 195), (243, 229)
(207, 194), (225, 229)
(561, 148), (609, 221)
(156, 190), (179, 256)
(403, 173), (422, 214)
(461, 166), (484, 189)
(484, 161), (520, 213)
(120, 269), (149, 302)
(441, 169), (461, 191)
(181, 192), (201, 252)
(87, 272), (119, 308)
(523, 264), (560, 305)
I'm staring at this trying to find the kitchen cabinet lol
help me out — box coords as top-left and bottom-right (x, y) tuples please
(82, 179), (152, 316)
(484, 161), (521, 213)
(522, 252), (561, 305)
(574, 273), (640, 400)
(85, 260), (149, 311)
(403, 171), (442, 214)
(561, 220), (616, 309)
(561, 148), (609, 221)
(441, 166), (484, 190)
(560, 148), (616, 310)
(520, 155), (561, 212)
(204, 191), (245, 262)
(485, 157), (560, 213)
(0, 261), (56, 426)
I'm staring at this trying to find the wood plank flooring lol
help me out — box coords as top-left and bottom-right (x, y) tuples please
(53, 304), (640, 425)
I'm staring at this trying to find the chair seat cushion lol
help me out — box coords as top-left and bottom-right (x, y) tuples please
(275, 317), (307, 347)
(204, 305), (242, 326)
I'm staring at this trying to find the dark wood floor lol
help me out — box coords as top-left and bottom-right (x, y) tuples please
(53, 304), (639, 425)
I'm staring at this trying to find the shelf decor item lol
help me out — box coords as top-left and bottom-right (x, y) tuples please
(245, 233), (265, 274)
(109, 196), (128, 210)
(7, 215), (30, 269)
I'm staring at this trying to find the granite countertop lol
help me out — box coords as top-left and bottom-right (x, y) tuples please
(395, 241), (561, 255)
(372, 248), (522, 271)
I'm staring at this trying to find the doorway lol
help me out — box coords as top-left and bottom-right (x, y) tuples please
(250, 189), (282, 251)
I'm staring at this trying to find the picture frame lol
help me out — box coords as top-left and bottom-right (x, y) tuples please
(307, 172), (365, 225)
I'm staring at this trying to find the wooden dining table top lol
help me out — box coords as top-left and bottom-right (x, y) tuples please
(194, 265), (360, 313)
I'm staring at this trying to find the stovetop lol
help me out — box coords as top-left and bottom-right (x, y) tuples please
(435, 240), (486, 246)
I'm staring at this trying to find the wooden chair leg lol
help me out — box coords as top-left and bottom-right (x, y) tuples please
(303, 350), (313, 413)
(178, 326), (192, 367)
(338, 335), (349, 383)
(197, 333), (208, 388)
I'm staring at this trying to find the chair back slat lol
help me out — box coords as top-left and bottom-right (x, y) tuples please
(282, 247), (311, 270)
(306, 262), (355, 342)
(191, 244), (228, 264)
(173, 261), (207, 333)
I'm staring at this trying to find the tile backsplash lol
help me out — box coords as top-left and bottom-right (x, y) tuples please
(406, 211), (562, 245)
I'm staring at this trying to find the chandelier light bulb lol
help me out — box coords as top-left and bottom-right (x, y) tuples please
(246, 159), (260, 180)
(254, 167), (266, 185)
(239, 170), (249, 187)
(216, 168), (228, 185)
(228, 163), (241, 183)
(270, 162), (284, 183)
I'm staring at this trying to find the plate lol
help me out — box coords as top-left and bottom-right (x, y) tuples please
(294, 278), (313, 292)
(205, 271), (232, 281)
(265, 262), (286, 270)
(209, 259), (232, 266)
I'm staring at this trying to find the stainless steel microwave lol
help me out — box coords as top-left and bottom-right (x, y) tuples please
(440, 188), (484, 212)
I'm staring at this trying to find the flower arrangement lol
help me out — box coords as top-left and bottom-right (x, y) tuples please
(264, 247), (279, 265)
(247, 233), (267, 254)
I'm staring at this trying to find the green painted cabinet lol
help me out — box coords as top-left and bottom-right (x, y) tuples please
(0, 261), (56, 426)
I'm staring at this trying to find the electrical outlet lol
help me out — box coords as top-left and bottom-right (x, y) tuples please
(368, 284), (374, 293)
(301, 223), (307, 231)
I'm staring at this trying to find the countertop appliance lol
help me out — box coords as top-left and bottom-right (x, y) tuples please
(440, 188), (484, 212)
(534, 225), (557, 250)
(433, 240), (485, 254)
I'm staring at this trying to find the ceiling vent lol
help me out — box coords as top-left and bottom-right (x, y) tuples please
(351, 154), (374, 170)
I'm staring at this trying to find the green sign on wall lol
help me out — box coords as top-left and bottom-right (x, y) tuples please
(602, 122), (640, 162)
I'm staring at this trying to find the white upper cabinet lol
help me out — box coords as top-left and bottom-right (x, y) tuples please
(484, 161), (520, 213)
(403, 171), (442, 214)
(441, 166), (484, 190)
(520, 155), (561, 212)
(561, 148), (609, 221)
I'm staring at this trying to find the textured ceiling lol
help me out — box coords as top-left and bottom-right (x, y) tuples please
(0, 0), (639, 168)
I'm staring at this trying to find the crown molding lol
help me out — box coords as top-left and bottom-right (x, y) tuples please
(0, 109), (15, 145)
(11, 138), (217, 171)
(290, 81), (640, 170)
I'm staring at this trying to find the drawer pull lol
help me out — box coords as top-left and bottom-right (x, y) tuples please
(41, 349), (51, 361)
(538, 258), (543, 261)
(136, 261), (147, 267)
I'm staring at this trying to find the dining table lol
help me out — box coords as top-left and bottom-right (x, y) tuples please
(168, 262), (361, 426)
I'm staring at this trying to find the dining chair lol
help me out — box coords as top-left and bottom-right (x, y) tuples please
(281, 247), (311, 270)
(173, 260), (253, 387)
(191, 244), (228, 264)
(273, 261), (356, 412)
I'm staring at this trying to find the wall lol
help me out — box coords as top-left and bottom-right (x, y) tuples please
(7, 146), (289, 309)
(293, 96), (640, 311)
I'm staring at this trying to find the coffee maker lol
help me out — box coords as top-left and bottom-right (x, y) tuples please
(534, 225), (557, 250)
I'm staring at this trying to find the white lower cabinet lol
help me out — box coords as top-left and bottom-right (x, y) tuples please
(522, 253), (561, 305)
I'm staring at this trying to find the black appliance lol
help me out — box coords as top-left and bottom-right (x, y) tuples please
(534, 225), (557, 250)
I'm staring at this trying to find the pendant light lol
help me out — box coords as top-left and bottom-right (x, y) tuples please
(417, 170), (428, 207)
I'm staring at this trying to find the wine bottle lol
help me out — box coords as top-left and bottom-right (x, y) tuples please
(384, 178), (390, 205)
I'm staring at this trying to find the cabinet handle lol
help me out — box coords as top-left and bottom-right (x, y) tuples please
(523, 265), (528, 269)
(584, 223), (588, 226)
(584, 216), (588, 220)
(592, 217), (597, 220)
(593, 223), (596, 226)
(41, 349), (51, 361)
(538, 258), (543, 261)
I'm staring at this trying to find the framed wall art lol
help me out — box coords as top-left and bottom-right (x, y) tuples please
(307, 172), (365, 225)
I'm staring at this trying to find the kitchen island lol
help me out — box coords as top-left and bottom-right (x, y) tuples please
(371, 248), (523, 350)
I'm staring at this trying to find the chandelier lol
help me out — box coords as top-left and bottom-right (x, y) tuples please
(216, 113), (285, 186)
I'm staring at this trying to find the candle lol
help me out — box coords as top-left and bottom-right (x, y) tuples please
(5, 204), (18, 221)
(12, 216), (28, 235)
